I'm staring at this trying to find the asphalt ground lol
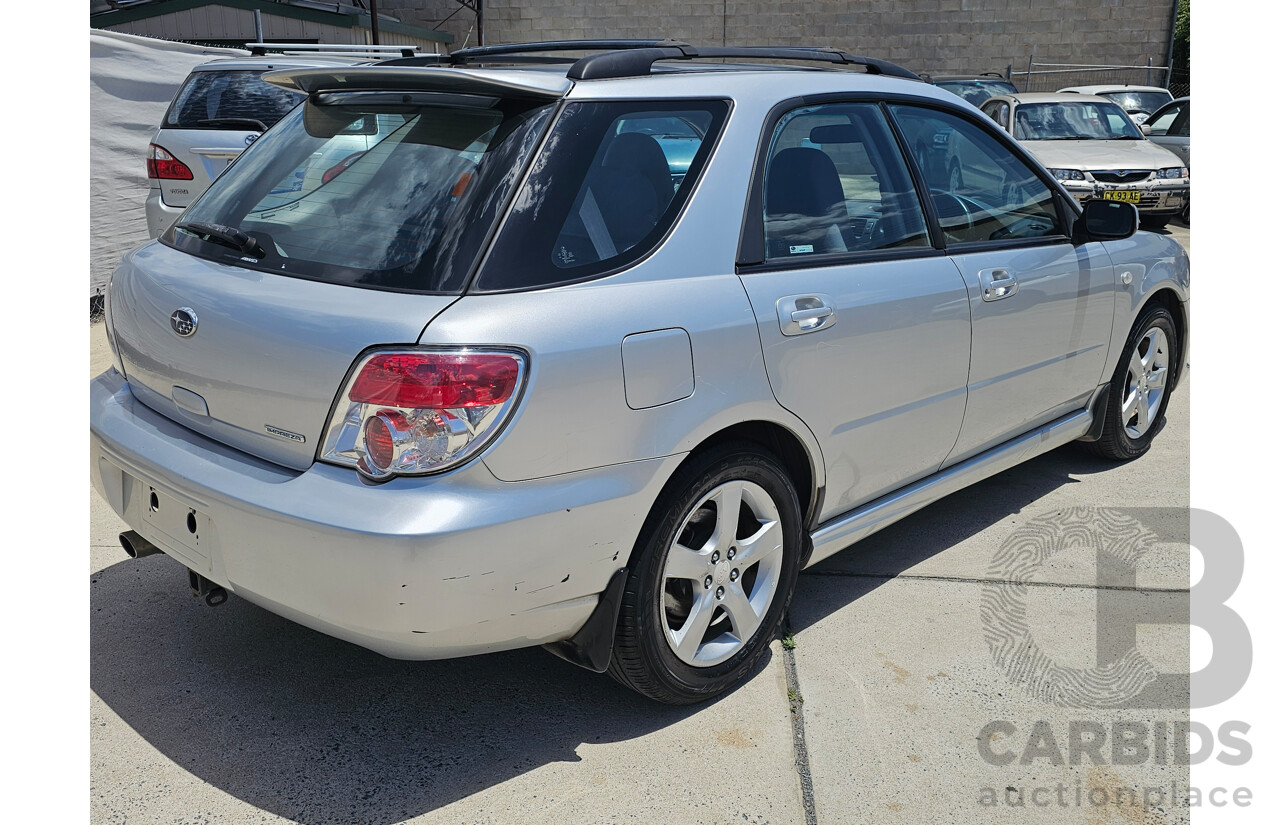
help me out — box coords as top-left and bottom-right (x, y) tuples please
(90, 220), (1190, 824)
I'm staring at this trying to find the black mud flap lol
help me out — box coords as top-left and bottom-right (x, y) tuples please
(542, 566), (629, 673)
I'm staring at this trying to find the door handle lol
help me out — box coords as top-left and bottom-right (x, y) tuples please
(978, 267), (1019, 302)
(777, 294), (837, 336)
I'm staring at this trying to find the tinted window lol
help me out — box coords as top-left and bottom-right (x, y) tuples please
(1100, 90), (1173, 115)
(762, 103), (929, 261)
(935, 79), (1018, 105)
(165, 93), (555, 294)
(476, 100), (729, 291)
(889, 105), (1062, 245)
(164, 70), (305, 129)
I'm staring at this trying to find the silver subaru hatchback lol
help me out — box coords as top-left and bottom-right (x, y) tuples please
(92, 41), (1190, 705)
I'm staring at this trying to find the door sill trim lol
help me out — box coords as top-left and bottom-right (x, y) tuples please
(806, 406), (1094, 568)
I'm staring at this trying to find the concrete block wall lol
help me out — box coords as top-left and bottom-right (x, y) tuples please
(385, 0), (1176, 77)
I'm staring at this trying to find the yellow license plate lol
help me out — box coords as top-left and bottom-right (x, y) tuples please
(1102, 190), (1142, 203)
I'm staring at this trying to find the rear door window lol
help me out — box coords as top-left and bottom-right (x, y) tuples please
(164, 70), (305, 130)
(474, 100), (729, 292)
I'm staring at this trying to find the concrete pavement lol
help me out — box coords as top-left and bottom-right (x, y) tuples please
(90, 221), (1191, 823)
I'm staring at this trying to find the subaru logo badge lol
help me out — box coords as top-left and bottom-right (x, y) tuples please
(170, 307), (198, 338)
(245, 133), (258, 146)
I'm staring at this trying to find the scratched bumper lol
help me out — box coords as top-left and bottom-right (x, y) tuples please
(91, 369), (681, 659)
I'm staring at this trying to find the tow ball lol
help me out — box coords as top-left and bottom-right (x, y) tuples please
(189, 570), (228, 607)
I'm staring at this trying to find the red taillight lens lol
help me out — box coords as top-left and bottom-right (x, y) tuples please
(147, 144), (193, 180)
(322, 349), (527, 480)
(349, 353), (520, 409)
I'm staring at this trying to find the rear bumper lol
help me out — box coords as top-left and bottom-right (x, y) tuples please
(144, 188), (183, 239)
(91, 369), (680, 660)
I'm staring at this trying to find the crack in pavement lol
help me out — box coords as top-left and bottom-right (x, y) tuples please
(780, 617), (819, 825)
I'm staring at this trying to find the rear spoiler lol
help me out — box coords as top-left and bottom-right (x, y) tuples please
(262, 66), (572, 101)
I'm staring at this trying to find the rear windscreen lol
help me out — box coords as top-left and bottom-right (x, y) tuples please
(163, 92), (556, 294)
(164, 70), (305, 130)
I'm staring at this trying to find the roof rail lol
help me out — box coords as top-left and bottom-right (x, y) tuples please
(373, 40), (920, 82)
(568, 45), (921, 81)
(248, 42), (421, 59)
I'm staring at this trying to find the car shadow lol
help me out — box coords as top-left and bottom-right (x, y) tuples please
(90, 557), (717, 824)
(787, 442), (1129, 632)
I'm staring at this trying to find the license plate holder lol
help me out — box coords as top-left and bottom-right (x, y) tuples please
(131, 476), (212, 567)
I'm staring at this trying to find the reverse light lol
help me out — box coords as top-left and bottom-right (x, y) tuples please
(1050, 168), (1086, 182)
(146, 144), (194, 180)
(321, 349), (527, 480)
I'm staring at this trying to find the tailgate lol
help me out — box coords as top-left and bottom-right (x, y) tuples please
(109, 242), (456, 470)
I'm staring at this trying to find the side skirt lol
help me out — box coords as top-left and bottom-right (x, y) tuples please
(806, 406), (1094, 568)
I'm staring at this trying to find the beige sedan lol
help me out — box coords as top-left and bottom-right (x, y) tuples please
(972, 92), (1188, 229)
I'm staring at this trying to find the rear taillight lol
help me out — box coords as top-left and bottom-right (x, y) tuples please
(320, 349), (527, 480)
(146, 144), (193, 180)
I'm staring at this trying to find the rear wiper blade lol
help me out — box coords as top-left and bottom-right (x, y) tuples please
(175, 221), (266, 258)
(197, 117), (266, 132)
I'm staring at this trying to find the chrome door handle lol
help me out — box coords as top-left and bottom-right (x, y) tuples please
(777, 294), (837, 336)
(791, 307), (833, 323)
(978, 267), (1019, 302)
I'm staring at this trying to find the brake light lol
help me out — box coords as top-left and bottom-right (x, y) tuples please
(321, 349), (527, 480)
(147, 144), (194, 180)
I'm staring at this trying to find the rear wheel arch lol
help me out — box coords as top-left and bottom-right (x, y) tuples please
(685, 420), (820, 535)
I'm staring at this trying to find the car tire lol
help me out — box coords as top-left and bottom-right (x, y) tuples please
(607, 443), (803, 704)
(1081, 306), (1178, 461)
(1140, 214), (1173, 230)
(948, 160), (964, 192)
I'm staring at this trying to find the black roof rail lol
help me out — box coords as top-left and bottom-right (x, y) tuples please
(248, 42), (420, 59)
(568, 45), (922, 81)
(371, 40), (921, 82)
(375, 39), (691, 68)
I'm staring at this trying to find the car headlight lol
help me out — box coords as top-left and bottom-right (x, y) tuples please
(1050, 168), (1086, 182)
(1156, 167), (1188, 179)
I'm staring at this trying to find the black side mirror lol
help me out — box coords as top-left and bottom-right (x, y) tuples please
(1073, 199), (1138, 244)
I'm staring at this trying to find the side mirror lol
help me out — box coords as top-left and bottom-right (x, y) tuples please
(1073, 199), (1138, 244)
(1140, 123), (1153, 136)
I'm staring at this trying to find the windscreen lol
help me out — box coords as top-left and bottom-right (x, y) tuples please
(163, 92), (556, 294)
(164, 70), (305, 129)
(1013, 101), (1143, 141)
(935, 79), (1018, 105)
(1100, 91), (1173, 115)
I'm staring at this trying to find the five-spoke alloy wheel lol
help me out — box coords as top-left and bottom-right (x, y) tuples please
(1084, 305), (1179, 460)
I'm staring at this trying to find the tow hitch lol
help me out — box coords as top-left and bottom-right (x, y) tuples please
(189, 571), (228, 607)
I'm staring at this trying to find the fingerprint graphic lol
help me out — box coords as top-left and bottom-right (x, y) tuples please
(981, 508), (1160, 707)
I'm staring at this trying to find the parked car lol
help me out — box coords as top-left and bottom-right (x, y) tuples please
(924, 72), (1018, 105)
(1057, 84), (1174, 125)
(94, 41), (1189, 705)
(144, 44), (419, 239)
(977, 92), (1188, 228)
(1142, 96), (1189, 168)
